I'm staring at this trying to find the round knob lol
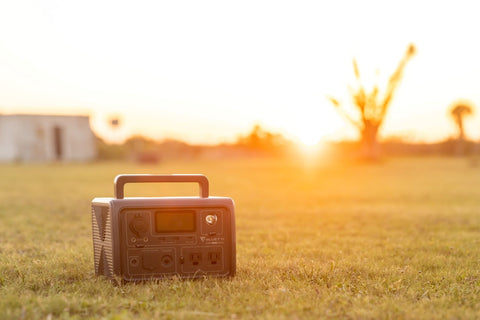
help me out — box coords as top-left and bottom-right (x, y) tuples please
(205, 214), (218, 226)
(130, 217), (148, 235)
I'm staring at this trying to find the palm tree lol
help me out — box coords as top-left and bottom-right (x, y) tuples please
(329, 44), (416, 160)
(450, 101), (474, 141)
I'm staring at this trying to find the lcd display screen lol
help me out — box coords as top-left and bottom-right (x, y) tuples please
(155, 211), (195, 233)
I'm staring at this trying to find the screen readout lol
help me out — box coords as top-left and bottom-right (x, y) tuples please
(155, 211), (195, 232)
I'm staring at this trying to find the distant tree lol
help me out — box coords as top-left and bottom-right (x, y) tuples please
(125, 135), (162, 163)
(449, 101), (475, 156)
(236, 124), (291, 154)
(450, 101), (474, 141)
(96, 136), (128, 160)
(329, 44), (416, 160)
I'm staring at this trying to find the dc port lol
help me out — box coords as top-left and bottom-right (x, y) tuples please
(161, 255), (173, 267)
(130, 257), (139, 267)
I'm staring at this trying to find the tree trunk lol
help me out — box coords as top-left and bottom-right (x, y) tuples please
(454, 137), (466, 156)
(360, 121), (380, 160)
(456, 116), (465, 141)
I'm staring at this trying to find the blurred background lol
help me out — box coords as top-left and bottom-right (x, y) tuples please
(0, 0), (479, 162)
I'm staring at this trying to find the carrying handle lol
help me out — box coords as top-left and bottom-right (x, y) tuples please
(114, 174), (209, 199)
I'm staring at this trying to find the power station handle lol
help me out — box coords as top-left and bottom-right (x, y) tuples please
(114, 174), (209, 199)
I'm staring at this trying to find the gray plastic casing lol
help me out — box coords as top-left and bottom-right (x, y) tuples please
(91, 174), (236, 281)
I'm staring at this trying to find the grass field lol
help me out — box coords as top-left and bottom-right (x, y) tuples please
(1, 157), (479, 319)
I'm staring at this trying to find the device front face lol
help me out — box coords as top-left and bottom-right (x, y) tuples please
(118, 202), (235, 280)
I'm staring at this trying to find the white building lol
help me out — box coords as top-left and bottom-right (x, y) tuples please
(0, 114), (97, 162)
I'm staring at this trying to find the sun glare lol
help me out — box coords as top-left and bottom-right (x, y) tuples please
(281, 106), (346, 148)
(288, 117), (330, 146)
(294, 129), (324, 161)
(297, 133), (320, 146)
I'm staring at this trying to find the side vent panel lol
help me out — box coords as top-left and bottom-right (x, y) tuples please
(92, 205), (114, 277)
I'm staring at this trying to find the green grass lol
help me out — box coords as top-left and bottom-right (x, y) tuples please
(1, 157), (479, 319)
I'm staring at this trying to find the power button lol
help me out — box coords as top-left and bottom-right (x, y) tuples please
(130, 217), (148, 235)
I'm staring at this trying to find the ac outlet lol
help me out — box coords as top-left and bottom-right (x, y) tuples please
(203, 247), (223, 271)
(181, 247), (224, 273)
(182, 248), (204, 273)
(190, 253), (201, 266)
(207, 251), (221, 265)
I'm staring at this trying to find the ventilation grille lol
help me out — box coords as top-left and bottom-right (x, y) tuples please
(92, 205), (114, 278)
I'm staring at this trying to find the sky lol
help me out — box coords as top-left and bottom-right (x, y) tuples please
(0, 0), (479, 145)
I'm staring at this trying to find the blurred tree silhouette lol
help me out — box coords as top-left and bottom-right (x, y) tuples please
(329, 43), (416, 160)
(450, 101), (474, 141)
(449, 100), (474, 156)
(236, 124), (292, 155)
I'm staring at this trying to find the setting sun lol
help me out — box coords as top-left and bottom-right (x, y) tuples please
(298, 133), (320, 146)
(294, 125), (322, 146)
(282, 107), (345, 147)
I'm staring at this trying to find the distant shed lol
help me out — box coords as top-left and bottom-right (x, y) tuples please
(0, 114), (97, 162)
